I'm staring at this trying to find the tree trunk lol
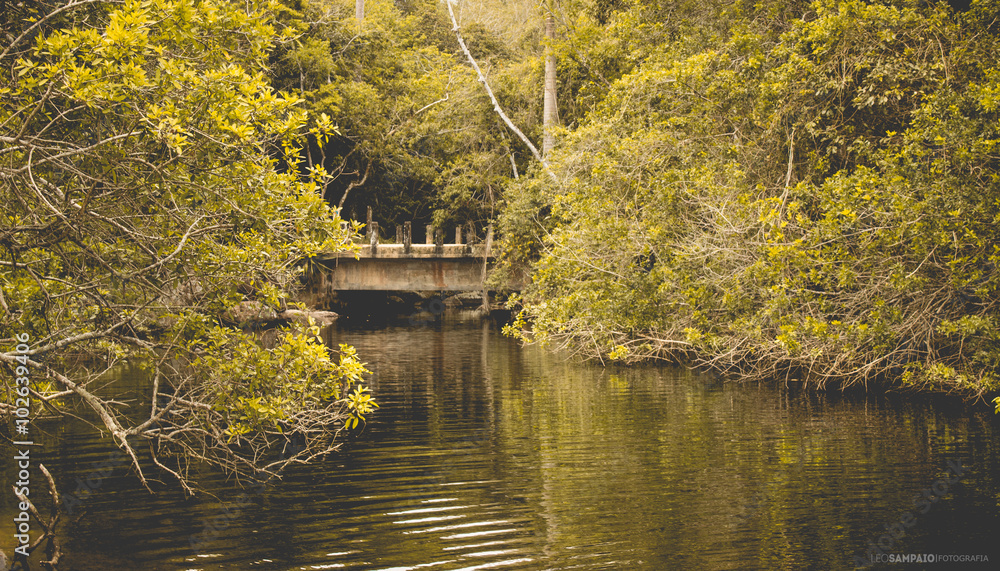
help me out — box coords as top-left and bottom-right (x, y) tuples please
(446, 0), (557, 183)
(543, 12), (558, 158)
(356, 0), (364, 23)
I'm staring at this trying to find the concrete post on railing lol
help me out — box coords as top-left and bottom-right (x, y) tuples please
(434, 228), (444, 254)
(403, 221), (412, 255)
(481, 224), (493, 311)
(366, 206), (373, 240)
(425, 224), (434, 245)
(369, 221), (378, 256)
(396, 224), (403, 246)
(455, 226), (462, 245)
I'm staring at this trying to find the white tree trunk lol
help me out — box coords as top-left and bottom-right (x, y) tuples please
(446, 0), (557, 182)
(356, 0), (364, 23)
(543, 12), (558, 158)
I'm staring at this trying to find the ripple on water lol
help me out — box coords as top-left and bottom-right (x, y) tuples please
(14, 323), (1000, 571)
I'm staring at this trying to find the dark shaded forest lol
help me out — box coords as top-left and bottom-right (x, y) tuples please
(274, 0), (1000, 401)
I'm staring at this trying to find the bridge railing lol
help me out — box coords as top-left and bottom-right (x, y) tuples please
(326, 207), (493, 259)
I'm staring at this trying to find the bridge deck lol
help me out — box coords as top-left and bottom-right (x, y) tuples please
(304, 219), (510, 297)
(308, 243), (493, 294)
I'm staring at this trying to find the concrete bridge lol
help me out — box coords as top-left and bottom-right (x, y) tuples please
(304, 216), (501, 302)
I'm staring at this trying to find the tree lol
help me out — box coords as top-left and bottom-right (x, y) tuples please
(448, 1), (539, 160)
(272, 0), (534, 235)
(542, 7), (558, 157)
(1, 0), (375, 508)
(500, 0), (1000, 402)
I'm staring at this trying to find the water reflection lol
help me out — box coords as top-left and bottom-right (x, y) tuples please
(2, 319), (998, 570)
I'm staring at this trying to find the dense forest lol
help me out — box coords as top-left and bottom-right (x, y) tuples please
(2, 0), (999, 498)
(2, 0), (999, 467)
(496, 0), (1000, 401)
(269, 0), (1000, 402)
(0, 0), (379, 501)
(2, 0), (998, 566)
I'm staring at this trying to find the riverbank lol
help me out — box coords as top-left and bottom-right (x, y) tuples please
(500, 290), (1000, 410)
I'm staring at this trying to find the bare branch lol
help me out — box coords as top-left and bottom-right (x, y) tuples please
(446, 0), (558, 183)
(338, 160), (371, 209)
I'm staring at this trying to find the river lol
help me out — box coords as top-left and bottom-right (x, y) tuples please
(3, 317), (999, 570)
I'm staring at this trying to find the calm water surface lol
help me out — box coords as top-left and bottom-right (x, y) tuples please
(4, 318), (999, 570)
